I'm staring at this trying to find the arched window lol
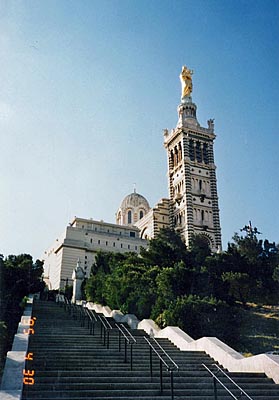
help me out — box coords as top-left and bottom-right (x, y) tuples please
(203, 143), (209, 164)
(117, 211), (121, 225)
(178, 142), (182, 162)
(174, 146), (178, 166)
(196, 142), (202, 163)
(189, 140), (195, 161)
(139, 210), (144, 219)
(128, 210), (132, 224)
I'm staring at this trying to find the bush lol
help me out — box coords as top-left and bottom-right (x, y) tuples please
(0, 321), (8, 373)
(157, 295), (241, 347)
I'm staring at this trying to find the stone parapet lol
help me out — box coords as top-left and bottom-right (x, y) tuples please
(95, 303), (279, 384)
(137, 319), (161, 336)
(0, 296), (35, 399)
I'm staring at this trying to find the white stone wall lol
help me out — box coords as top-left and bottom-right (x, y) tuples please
(42, 217), (148, 290)
(135, 198), (170, 239)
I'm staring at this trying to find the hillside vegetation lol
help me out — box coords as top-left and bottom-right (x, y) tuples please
(0, 254), (44, 376)
(84, 228), (279, 354)
(238, 303), (279, 355)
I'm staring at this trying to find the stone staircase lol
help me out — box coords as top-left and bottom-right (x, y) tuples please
(21, 300), (279, 399)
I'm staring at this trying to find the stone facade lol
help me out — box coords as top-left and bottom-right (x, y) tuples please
(134, 198), (170, 239)
(43, 217), (147, 290)
(163, 93), (222, 251)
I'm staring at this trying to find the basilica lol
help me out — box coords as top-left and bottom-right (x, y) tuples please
(43, 66), (222, 290)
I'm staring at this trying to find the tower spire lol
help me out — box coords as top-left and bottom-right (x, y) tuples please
(177, 65), (198, 128)
(164, 66), (222, 252)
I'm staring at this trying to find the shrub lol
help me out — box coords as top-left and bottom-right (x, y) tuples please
(157, 295), (241, 347)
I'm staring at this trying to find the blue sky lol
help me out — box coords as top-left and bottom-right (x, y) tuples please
(0, 0), (278, 259)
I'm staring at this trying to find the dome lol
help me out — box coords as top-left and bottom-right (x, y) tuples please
(116, 191), (150, 226)
(120, 192), (150, 210)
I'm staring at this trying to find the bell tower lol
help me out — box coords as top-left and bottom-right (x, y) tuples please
(164, 66), (222, 252)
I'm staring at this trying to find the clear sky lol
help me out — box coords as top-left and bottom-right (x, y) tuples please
(0, 0), (278, 260)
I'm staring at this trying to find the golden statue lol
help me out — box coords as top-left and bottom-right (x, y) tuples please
(180, 65), (194, 98)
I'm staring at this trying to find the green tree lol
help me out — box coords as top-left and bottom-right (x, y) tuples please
(158, 295), (241, 346)
(140, 228), (188, 268)
(0, 254), (44, 373)
(189, 234), (212, 266)
(228, 232), (279, 303)
(221, 272), (251, 305)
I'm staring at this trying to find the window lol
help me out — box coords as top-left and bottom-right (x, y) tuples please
(203, 143), (209, 164)
(178, 142), (182, 162)
(196, 142), (202, 163)
(139, 210), (144, 219)
(90, 238), (93, 243)
(189, 140), (195, 161)
(113, 242), (115, 247)
(128, 245), (130, 249)
(135, 246), (137, 250)
(106, 241), (108, 246)
(121, 243), (123, 248)
(130, 231), (136, 237)
(98, 240), (100, 244)
(128, 210), (132, 224)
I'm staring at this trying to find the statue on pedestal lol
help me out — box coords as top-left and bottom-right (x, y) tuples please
(180, 65), (194, 98)
(72, 259), (85, 303)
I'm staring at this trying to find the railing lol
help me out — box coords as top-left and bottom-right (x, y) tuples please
(115, 323), (137, 370)
(98, 314), (113, 348)
(60, 295), (71, 313)
(202, 363), (254, 400)
(72, 303), (84, 323)
(56, 295), (182, 399)
(144, 336), (179, 400)
(84, 308), (97, 335)
(57, 294), (104, 338)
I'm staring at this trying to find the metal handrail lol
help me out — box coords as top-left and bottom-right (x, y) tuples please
(213, 364), (253, 399)
(98, 314), (113, 329)
(98, 314), (113, 348)
(116, 324), (132, 344)
(118, 323), (137, 344)
(144, 337), (178, 371)
(83, 308), (96, 334)
(115, 323), (137, 370)
(202, 364), (254, 400)
(86, 308), (98, 322)
(151, 338), (179, 370)
(64, 296), (72, 313)
(72, 303), (82, 321)
(144, 336), (179, 400)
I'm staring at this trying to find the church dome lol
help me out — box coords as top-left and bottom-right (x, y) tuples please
(120, 192), (150, 210)
(116, 191), (150, 226)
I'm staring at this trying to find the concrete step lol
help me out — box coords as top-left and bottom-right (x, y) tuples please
(21, 300), (279, 400)
(22, 387), (279, 398)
